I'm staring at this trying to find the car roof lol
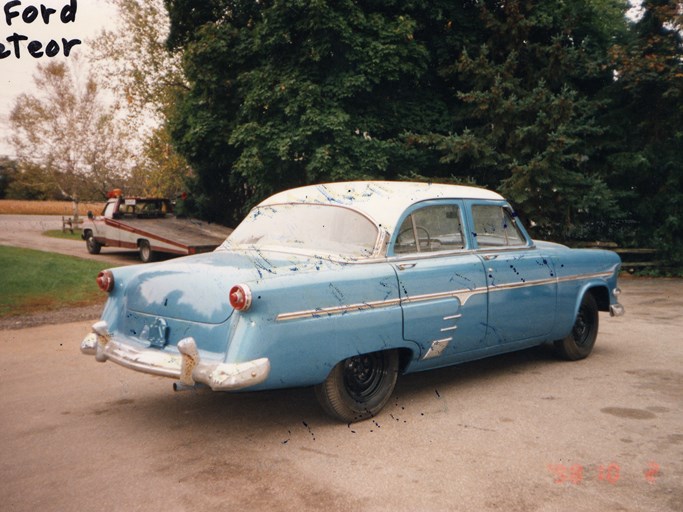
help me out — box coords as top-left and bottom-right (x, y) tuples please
(259, 181), (504, 232)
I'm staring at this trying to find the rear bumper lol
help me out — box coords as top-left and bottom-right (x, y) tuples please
(80, 321), (270, 391)
(610, 303), (625, 317)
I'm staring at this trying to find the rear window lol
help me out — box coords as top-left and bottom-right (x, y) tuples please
(226, 203), (380, 258)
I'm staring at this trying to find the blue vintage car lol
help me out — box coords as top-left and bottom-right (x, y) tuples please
(81, 181), (624, 422)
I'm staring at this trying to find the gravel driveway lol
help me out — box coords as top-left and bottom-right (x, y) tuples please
(0, 214), (141, 265)
(1, 277), (682, 512)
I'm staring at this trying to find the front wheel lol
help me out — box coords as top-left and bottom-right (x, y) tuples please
(85, 232), (101, 254)
(315, 350), (399, 423)
(554, 293), (599, 360)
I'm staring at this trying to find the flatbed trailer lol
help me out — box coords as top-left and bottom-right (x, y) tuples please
(82, 193), (232, 262)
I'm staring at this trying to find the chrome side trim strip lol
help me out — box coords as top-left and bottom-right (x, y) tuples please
(275, 297), (403, 322)
(556, 270), (613, 283)
(275, 288), (486, 321)
(401, 288), (485, 306)
(486, 271), (612, 293)
(275, 270), (614, 322)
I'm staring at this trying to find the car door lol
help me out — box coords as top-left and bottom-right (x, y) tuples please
(390, 201), (489, 367)
(96, 200), (120, 246)
(469, 202), (557, 344)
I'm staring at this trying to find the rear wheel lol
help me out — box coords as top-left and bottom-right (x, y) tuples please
(315, 350), (398, 423)
(554, 293), (599, 360)
(85, 232), (101, 254)
(138, 240), (155, 263)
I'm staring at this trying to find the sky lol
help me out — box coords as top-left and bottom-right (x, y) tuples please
(0, 0), (118, 156)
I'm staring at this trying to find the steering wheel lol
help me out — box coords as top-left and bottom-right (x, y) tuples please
(397, 226), (431, 250)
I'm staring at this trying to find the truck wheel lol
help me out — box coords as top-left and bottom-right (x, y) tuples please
(85, 232), (101, 254)
(554, 293), (599, 360)
(139, 240), (155, 263)
(315, 350), (398, 423)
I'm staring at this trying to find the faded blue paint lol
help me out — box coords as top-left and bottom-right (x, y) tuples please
(91, 185), (623, 393)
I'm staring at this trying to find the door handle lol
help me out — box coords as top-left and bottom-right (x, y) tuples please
(482, 254), (498, 261)
(397, 263), (416, 270)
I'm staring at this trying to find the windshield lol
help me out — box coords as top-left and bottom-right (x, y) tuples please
(224, 203), (380, 258)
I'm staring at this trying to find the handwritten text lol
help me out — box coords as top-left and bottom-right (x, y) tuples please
(1, 0), (81, 59)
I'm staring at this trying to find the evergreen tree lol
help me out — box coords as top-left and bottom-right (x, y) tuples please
(417, 0), (628, 239)
(607, 0), (683, 260)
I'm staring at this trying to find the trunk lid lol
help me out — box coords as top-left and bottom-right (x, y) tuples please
(125, 251), (265, 324)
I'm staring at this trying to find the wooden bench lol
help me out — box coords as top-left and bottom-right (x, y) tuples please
(571, 242), (661, 273)
(62, 216), (84, 234)
(614, 248), (660, 273)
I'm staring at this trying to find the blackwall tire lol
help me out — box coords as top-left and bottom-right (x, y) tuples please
(554, 293), (599, 361)
(315, 350), (399, 423)
(139, 240), (155, 263)
(85, 233), (101, 255)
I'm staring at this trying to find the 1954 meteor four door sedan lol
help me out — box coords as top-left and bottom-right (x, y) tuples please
(81, 181), (624, 422)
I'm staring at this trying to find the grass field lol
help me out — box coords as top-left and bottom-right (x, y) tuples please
(0, 200), (105, 216)
(43, 229), (84, 241)
(0, 246), (108, 318)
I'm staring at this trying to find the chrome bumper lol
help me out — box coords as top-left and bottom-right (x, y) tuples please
(80, 321), (270, 391)
(610, 303), (625, 317)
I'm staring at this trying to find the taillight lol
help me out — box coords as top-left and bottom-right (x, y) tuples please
(229, 284), (252, 311)
(97, 270), (114, 292)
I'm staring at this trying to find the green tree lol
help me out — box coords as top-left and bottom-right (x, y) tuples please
(0, 157), (18, 199)
(128, 125), (193, 198)
(166, 0), (480, 225)
(3, 162), (56, 200)
(166, 0), (662, 248)
(416, 0), (628, 239)
(606, 0), (683, 260)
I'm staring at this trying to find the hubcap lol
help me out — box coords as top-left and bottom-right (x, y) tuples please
(573, 305), (593, 347)
(343, 353), (385, 401)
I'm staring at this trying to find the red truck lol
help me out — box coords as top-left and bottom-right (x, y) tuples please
(82, 191), (232, 262)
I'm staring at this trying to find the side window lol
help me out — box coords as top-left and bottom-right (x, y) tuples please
(394, 204), (464, 254)
(471, 205), (526, 247)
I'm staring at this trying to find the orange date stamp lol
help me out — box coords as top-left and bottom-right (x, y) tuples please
(547, 462), (661, 485)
